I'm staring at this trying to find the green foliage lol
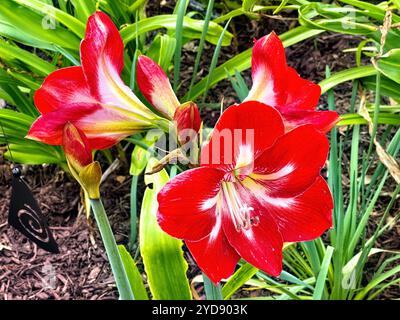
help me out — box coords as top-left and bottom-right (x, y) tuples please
(139, 159), (192, 300)
(120, 15), (233, 46)
(1, 0), (399, 301)
(0, 108), (64, 164)
(377, 49), (400, 84)
(118, 245), (149, 300)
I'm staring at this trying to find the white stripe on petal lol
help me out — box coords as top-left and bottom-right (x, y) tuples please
(251, 163), (295, 181)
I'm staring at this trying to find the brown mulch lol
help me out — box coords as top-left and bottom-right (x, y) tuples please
(0, 162), (118, 300)
(1, 3), (399, 300)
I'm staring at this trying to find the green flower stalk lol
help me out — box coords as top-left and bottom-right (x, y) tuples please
(62, 123), (134, 300)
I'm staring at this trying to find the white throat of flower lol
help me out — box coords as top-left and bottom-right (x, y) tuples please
(233, 144), (254, 179)
(221, 182), (259, 232)
(220, 144), (258, 231)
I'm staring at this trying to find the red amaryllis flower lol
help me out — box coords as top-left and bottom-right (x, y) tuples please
(245, 32), (339, 133)
(136, 55), (201, 144)
(157, 101), (333, 283)
(27, 12), (165, 150)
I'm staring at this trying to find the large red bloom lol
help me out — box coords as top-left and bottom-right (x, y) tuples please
(245, 32), (339, 133)
(157, 101), (333, 283)
(27, 12), (163, 150)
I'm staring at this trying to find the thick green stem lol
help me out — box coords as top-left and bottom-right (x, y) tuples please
(90, 199), (135, 300)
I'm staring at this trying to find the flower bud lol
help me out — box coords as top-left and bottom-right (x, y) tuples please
(136, 55), (180, 119)
(173, 101), (201, 146)
(62, 123), (102, 199)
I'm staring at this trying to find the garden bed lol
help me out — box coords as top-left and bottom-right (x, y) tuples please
(0, 0), (399, 300)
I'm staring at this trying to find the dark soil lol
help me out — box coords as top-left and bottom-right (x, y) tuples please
(1, 3), (399, 300)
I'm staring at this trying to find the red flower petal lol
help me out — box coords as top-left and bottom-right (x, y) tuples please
(27, 105), (96, 146)
(81, 11), (124, 93)
(280, 109), (340, 133)
(220, 182), (283, 276)
(279, 67), (321, 111)
(245, 32), (287, 106)
(80, 12), (151, 117)
(157, 167), (225, 241)
(244, 32), (338, 133)
(137, 55), (180, 119)
(62, 122), (93, 169)
(34, 66), (95, 114)
(186, 217), (240, 284)
(200, 101), (284, 170)
(266, 176), (333, 242)
(252, 125), (329, 197)
(27, 104), (142, 149)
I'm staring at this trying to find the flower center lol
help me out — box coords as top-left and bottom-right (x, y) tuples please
(221, 182), (259, 232)
(233, 144), (254, 180)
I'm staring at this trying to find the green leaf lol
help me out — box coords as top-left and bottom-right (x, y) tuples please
(273, 0), (290, 14)
(319, 65), (376, 94)
(342, 248), (397, 287)
(139, 159), (191, 300)
(337, 113), (400, 126)
(188, 0), (214, 97)
(227, 69), (249, 102)
(0, 69), (38, 116)
(70, 0), (96, 22)
(376, 49), (400, 84)
(312, 246), (334, 300)
(0, 0), (81, 51)
(118, 245), (149, 300)
(355, 264), (400, 300)
(120, 15), (233, 47)
(362, 75), (400, 101)
(298, 2), (378, 36)
(202, 18), (231, 103)
(213, 4), (298, 24)
(0, 109), (64, 164)
(129, 131), (163, 176)
(203, 274), (223, 300)
(11, 0), (86, 38)
(105, 0), (130, 26)
(7, 69), (41, 91)
(242, 0), (257, 12)
(146, 34), (176, 72)
(173, 0), (188, 91)
(222, 263), (258, 300)
(339, 0), (400, 23)
(5, 144), (63, 164)
(0, 39), (56, 76)
(128, 0), (148, 13)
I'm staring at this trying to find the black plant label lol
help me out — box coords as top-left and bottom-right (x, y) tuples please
(8, 170), (59, 254)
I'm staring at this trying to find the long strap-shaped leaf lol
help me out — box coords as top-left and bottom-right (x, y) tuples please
(0, 39), (56, 76)
(11, 0), (86, 38)
(0, 0), (81, 51)
(120, 15), (233, 46)
(118, 245), (149, 300)
(140, 159), (192, 300)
